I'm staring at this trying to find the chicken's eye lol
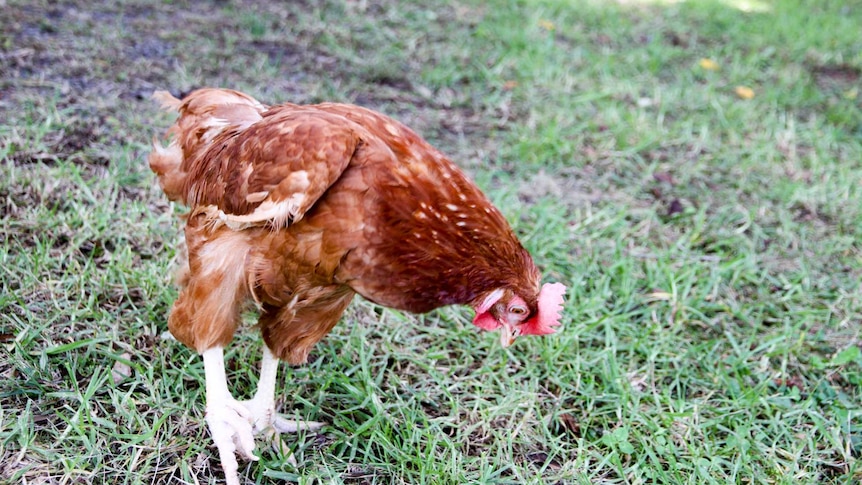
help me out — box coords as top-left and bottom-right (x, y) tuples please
(509, 305), (527, 315)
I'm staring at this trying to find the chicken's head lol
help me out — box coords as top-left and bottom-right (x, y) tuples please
(471, 282), (566, 347)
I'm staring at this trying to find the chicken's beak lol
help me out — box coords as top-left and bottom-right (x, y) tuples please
(499, 323), (518, 348)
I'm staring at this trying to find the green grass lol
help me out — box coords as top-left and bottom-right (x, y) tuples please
(1, 0), (861, 483)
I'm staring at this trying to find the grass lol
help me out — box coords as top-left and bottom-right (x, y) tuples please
(1, 0), (860, 483)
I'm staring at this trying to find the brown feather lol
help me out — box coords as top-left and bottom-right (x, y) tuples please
(151, 88), (542, 361)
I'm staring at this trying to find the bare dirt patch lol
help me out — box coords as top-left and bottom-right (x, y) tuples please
(810, 63), (861, 91)
(0, 0), (494, 151)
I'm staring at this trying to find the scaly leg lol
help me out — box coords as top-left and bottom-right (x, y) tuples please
(202, 346), (256, 485)
(201, 346), (325, 484)
(238, 346), (325, 435)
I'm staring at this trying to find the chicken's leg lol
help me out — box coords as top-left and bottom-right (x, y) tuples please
(202, 346), (256, 485)
(238, 346), (325, 435)
(201, 346), (324, 485)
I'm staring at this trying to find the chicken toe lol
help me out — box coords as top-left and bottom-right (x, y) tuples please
(272, 415), (325, 434)
(238, 345), (326, 436)
(200, 344), (325, 482)
(206, 398), (259, 462)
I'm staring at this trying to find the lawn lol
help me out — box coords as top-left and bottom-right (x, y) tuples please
(1, 0), (860, 483)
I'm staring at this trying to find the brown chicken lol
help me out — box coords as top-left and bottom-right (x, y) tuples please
(149, 88), (565, 484)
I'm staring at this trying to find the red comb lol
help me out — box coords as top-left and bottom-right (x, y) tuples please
(520, 282), (566, 336)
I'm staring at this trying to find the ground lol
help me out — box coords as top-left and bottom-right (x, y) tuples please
(0, 0), (860, 484)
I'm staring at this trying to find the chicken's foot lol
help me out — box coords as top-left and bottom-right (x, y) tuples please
(201, 346), (324, 485)
(239, 345), (325, 447)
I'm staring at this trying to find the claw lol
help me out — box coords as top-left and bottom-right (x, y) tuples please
(206, 399), (259, 462)
(200, 346), (325, 483)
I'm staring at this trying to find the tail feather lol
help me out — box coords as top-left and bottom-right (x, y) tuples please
(148, 88), (268, 206)
(148, 137), (185, 201)
(153, 90), (182, 111)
